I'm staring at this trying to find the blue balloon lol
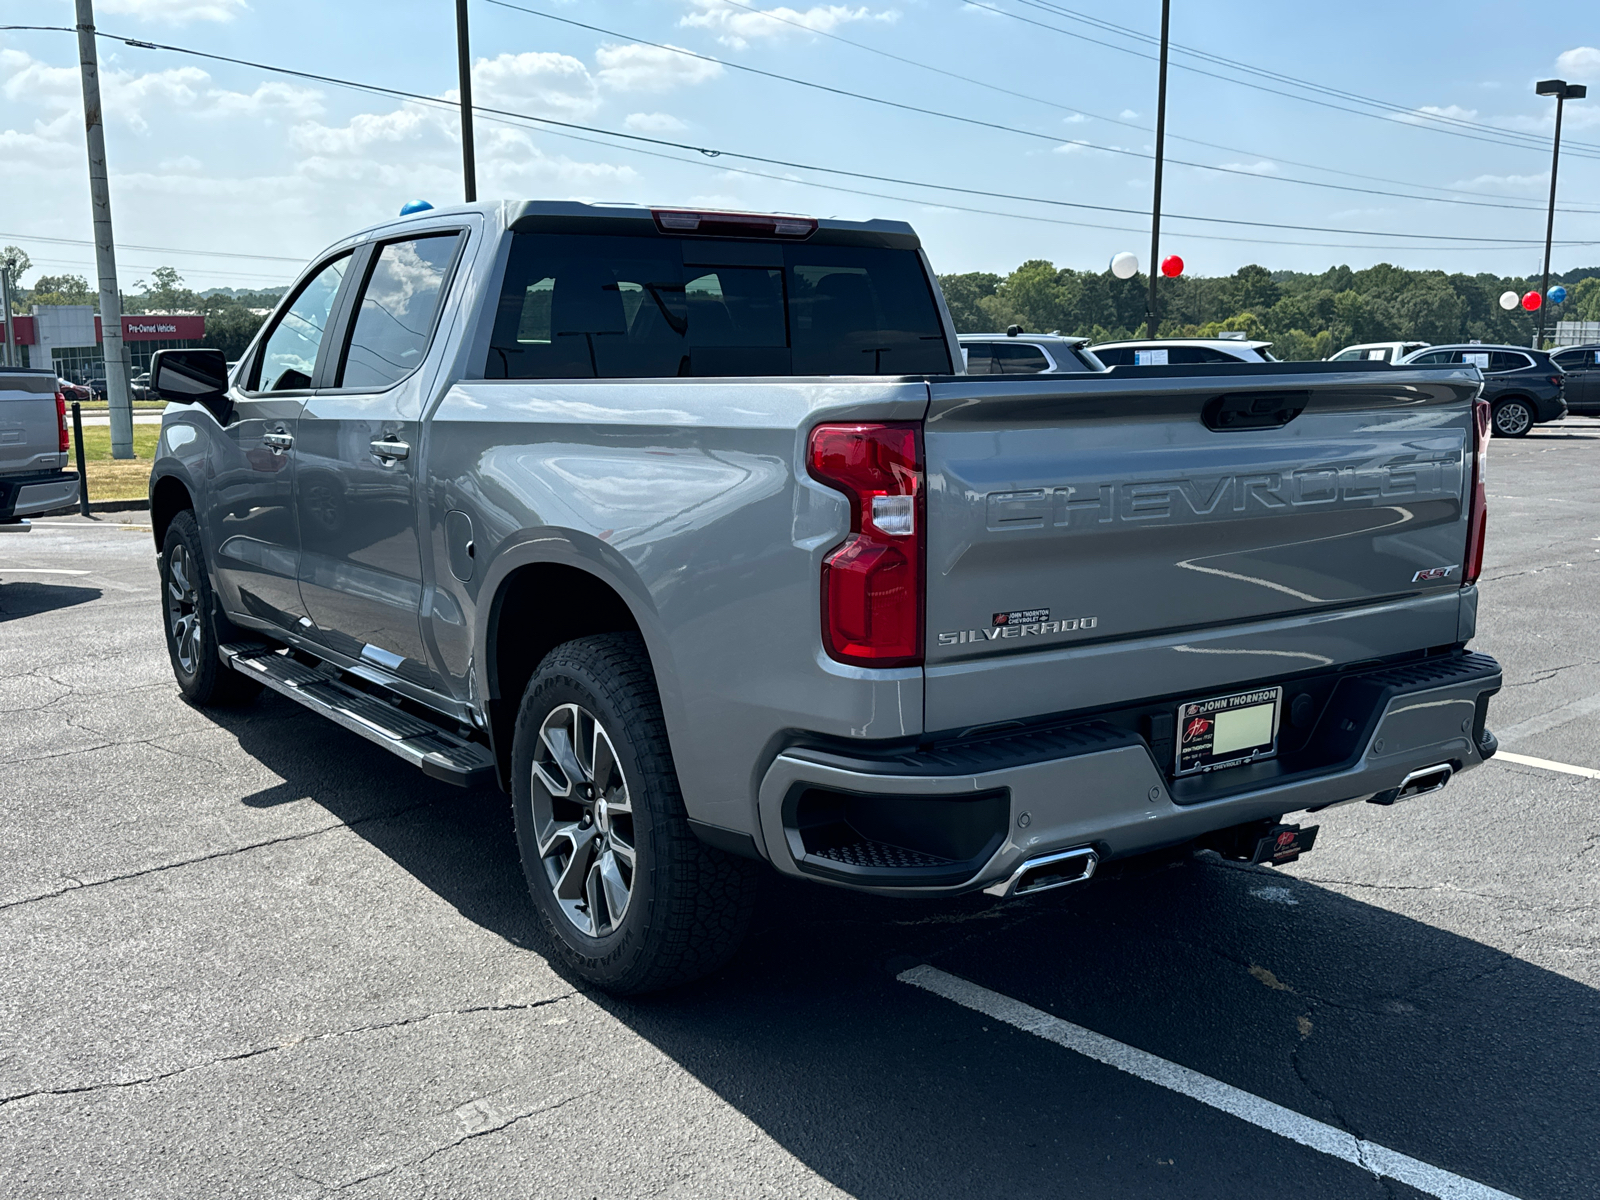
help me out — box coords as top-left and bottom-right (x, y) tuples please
(399, 199), (435, 216)
(1548, 285), (1568, 304)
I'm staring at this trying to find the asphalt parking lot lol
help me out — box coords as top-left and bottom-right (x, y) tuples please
(2, 420), (1597, 1200)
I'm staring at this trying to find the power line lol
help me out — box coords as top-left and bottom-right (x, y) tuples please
(974, 1), (1600, 161)
(0, 231), (308, 264)
(484, 1), (1600, 213)
(1015, 0), (1600, 155)
(92, 32), (1598, 248)
(706, 0), (1600, 212)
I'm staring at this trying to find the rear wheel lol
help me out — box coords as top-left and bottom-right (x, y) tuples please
(1492, 397), (1534, 438)
(511, 633), (758, 994)
(160, 509), (260, 706)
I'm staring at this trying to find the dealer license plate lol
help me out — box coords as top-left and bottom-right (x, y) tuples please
(1174, 686), (1282, 776)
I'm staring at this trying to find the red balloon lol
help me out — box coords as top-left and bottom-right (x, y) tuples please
(1521, 290), (1542, 311)
(1161, 254), (1184, 278)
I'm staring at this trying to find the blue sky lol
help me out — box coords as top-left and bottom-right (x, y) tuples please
(4, 0), (1598, 292)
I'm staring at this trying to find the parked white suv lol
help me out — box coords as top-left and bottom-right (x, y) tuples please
(1329, 341), (1429, 364)
(959, 331), (1104, 374)
(1089, 337), (1276, 366)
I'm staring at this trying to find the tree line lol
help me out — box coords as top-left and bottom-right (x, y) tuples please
(939, 261), (1600, 358)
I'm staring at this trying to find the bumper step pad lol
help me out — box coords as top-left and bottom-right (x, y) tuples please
(220, 643), (495, 787)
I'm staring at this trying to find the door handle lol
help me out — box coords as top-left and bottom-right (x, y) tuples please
(262, 430), (294, 453)
(370, 437), (410, 462)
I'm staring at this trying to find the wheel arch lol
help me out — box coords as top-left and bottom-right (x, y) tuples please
(479, 539), (667, 792)
(149, 470), (196, 552)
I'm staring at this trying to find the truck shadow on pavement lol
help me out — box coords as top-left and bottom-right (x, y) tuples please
(211, 693), (1597, 1200)
(0, 580), (102, 622)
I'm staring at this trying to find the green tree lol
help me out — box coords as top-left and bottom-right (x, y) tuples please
(130, 265), (201, 314)
(939, 272), (1001, 332)
(27, 273), (94, 307)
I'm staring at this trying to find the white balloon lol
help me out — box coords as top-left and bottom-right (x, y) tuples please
(1499, 290), (1520, 311)
(1110, 252), (1140, 280)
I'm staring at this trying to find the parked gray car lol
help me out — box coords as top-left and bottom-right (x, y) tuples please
(1, 367), (80, 529)
(147, 201), (1503, 993)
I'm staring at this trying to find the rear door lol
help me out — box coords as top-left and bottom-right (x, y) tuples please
(1554, 348), (1599, 413)
(921, 367), (1479, 728)
(294, 228), (466, 683)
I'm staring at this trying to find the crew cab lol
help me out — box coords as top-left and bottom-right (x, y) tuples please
(147, 201), (1503, 994)
(1, 367), (79, 530)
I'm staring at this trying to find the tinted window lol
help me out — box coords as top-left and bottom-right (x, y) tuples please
(485, 233), (950, 378)
(1329, 348), (1364, 361)
(964, 343), (997, 374)
(1407, 350), (1452, 365)
(340, 233), (462, 389)
(1487, 351), (1531, 372)
(253, 254), (351, 391)
(992, 342), (1051, 373)
(1167, 346), (1238, 364)
(1092, 346), (1134, 366)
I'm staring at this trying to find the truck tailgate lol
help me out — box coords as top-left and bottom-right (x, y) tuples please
(0, 370), (64, 477)
(922, 363), (1482, 730)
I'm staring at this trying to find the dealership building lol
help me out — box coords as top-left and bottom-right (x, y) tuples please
(5, 305), (206, 381)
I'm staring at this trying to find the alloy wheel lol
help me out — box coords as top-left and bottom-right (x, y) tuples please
(165, 544), (201, 677)
(530, 702), (636, 938)
(1494, 401), (1532, 437)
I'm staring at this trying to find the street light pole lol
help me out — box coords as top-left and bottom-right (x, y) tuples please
(1534, 78), (1585, 350)
(456, 0), (478, 203)
(74, 0), (134, 459)
(1145, 0), (1171, 338)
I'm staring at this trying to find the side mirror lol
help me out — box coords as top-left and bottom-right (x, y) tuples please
(150, 348), (232, 424)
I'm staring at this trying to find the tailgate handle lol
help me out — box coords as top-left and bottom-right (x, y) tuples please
(1202, 390), (1310, 431)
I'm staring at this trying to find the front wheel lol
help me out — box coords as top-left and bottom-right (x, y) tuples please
(160, 509), (261, 707)
(511, 633), (758, 994)
(1492, 398), (1534, 438)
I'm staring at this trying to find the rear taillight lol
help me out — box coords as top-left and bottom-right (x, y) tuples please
(1463, 398), (1490, 585)
(652, 209), (817, 239)
(56, 392), (69, 453)
(807, 422), (924, 667)
(1551, 375), (1564, 388)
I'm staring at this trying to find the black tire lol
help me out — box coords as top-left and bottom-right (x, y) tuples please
(159, 509), (261, 707)
(1491, 397), (1534, 438)
(511, 633), (758, 994)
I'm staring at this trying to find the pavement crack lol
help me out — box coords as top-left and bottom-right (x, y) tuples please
(0, 800), (437, 914)
(0, 995), (574, 1110)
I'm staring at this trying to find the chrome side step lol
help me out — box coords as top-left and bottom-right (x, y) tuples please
(220, 643), (495, 787)
(983, 846), (1099, 899)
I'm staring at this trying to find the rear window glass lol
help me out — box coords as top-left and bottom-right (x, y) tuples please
(992, 342), (1051, 373)
(963, 343), (997, 374)
(485, 233), (950, 378)
(1487, 351), (1531, 372)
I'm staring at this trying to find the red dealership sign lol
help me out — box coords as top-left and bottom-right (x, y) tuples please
(95, 315), (207, 342)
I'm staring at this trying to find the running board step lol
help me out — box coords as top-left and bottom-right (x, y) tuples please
(220, 643), (495, 787)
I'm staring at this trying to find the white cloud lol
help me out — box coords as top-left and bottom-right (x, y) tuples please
(1219, 160), (1278, 175)
(1392, 103), (1478, 125)
(99, 0), (250, 22)
(1119, 108), (1138, 120)
(624, 111), (688, 132)
(1556, 46), (1600, 80)
(467, 52), (599, 117)
(290, 105), (436, 157)
(679, 1), (899, 50)
(207, 81), (324, 120)
(595, 43), (724, 92)
(1449, 171), (1548, 191)
(1063, 113), (1089, 124)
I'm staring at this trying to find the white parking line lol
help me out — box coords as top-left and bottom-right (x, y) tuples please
(1494, 751), (1600, 781)
(899, 965), (1521, 1200)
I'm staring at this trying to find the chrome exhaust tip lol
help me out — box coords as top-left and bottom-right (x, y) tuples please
(984, 846), (1098, 899)
(1369, 762), (1453, 806)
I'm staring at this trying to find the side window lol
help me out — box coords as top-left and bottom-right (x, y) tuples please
(1488, 351), (1530, 373)
(339, 233), (463, 389)
(251, 254), (351, 392)
(1329, 349), (1363, 361)
(1168, 346), (1233, 364)
(1407, 350), (1450, 365)
(964, 343), (996, 374)
(993, 342), (1051, 373)
(1093, 347), (1133, 366)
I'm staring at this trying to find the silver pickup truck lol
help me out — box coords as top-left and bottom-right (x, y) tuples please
(1, 368), (80, 529)
(147, 201), (1501, 993)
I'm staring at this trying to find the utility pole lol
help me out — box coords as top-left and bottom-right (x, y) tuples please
(1534, 79), (1585, 350)
(1145, 0), (1171, 339)
(456, 0), (478, 202)
(0, 267), (16, 368)
(75, 0), (134, 458)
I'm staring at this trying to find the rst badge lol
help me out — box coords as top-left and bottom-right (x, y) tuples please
(1412, 564), (1459, 582)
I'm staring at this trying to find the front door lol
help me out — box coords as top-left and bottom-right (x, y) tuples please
(294, 231), (464, 685)
(1565, 349), (1600, 414)
(209, 253), (352, 631)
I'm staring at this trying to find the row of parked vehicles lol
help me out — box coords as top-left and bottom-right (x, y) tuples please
(959, 329), (1597, 438)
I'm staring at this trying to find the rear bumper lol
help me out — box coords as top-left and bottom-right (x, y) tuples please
(0, 471), (81, 519)
(757, 651), (1502, 896)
